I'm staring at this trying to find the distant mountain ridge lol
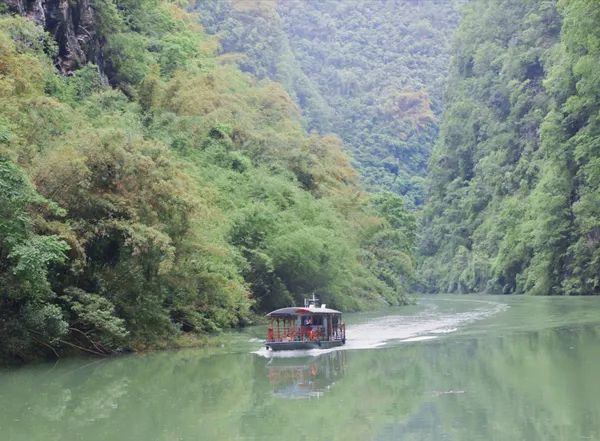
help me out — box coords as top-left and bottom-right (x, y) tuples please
(196, 0), (461, 204)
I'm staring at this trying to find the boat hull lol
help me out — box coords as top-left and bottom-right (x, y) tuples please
(266, 340), (345, 351)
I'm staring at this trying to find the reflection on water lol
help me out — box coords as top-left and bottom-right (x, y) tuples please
(0, 296), (599, 441)
(266, 351), (346, 399)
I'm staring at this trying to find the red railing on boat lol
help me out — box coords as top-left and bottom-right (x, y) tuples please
(266, 323), (345, 343)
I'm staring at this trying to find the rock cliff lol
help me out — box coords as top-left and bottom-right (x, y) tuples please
(5, 0), (101, 74)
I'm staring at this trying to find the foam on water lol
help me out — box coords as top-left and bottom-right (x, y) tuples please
(253, 298), (508, 358)
(401, 336), (438, 342)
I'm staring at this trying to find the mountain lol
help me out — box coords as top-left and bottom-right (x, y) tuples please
(196, 0), (461, 205)
(0, 0), (415, 362)
(419, 0), (600, 296)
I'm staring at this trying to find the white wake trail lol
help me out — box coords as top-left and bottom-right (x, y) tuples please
(253, 298), (508, 358)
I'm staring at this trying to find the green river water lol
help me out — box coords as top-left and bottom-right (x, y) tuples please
(1, 295), (599, 441)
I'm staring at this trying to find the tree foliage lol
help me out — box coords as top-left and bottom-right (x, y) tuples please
(419, 0), (600, 296)
(0, 3), (415, 362)
(196, 0), (461, 205)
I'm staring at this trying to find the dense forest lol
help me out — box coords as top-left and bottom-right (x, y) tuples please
(420, 0), (600, 296)
(196, 0), (461, 205)
(1, 0), (599, 364)
(0, 0), (415, 362)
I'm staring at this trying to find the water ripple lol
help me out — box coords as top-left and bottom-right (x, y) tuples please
(254, 298), (508, 358)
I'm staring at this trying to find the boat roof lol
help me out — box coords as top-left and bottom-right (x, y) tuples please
(267, 306), (342, 317)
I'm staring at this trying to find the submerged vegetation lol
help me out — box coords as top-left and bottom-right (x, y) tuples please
(0, 0), (415, 362)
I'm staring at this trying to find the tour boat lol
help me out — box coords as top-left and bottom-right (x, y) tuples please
(265, 296), (346, 351)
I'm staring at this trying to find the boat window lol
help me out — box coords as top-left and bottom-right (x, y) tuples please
(301, 315), (323, 326)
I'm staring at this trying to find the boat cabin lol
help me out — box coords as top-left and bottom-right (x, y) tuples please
(265, 297), (346, 351)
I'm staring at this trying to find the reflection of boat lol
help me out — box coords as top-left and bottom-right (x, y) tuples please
(265, 296), (346, 351)
(267, 351), (347, 399)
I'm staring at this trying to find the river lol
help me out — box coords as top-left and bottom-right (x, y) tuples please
(1, 295), (599, 441)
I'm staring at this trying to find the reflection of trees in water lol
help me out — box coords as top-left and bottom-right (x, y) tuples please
(1, 322), (598, 441)
(246, 345), (427, 441)
(0, 346), (427, 441)
(0, 351), (258, 441)
(266, 351), (347, 399)
(371, 324), (600, 441)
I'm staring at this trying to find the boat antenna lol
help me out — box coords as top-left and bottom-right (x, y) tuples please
(304, 292), (319, 308)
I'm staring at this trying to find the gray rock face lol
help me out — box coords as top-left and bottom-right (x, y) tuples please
(6, 0), (101, 75)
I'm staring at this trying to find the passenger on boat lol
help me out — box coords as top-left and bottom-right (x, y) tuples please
(300, 320), (319, 341)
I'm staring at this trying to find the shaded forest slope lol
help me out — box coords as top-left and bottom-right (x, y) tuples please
(420, 0), (600, 296)
(197, 0), (461, 205)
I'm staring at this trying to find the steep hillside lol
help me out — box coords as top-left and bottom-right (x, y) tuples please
(197, 0), (333, 134)
(196, 0), (461, 204)
(420, 0), (600, 296)
(0, 0), (415, 362)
